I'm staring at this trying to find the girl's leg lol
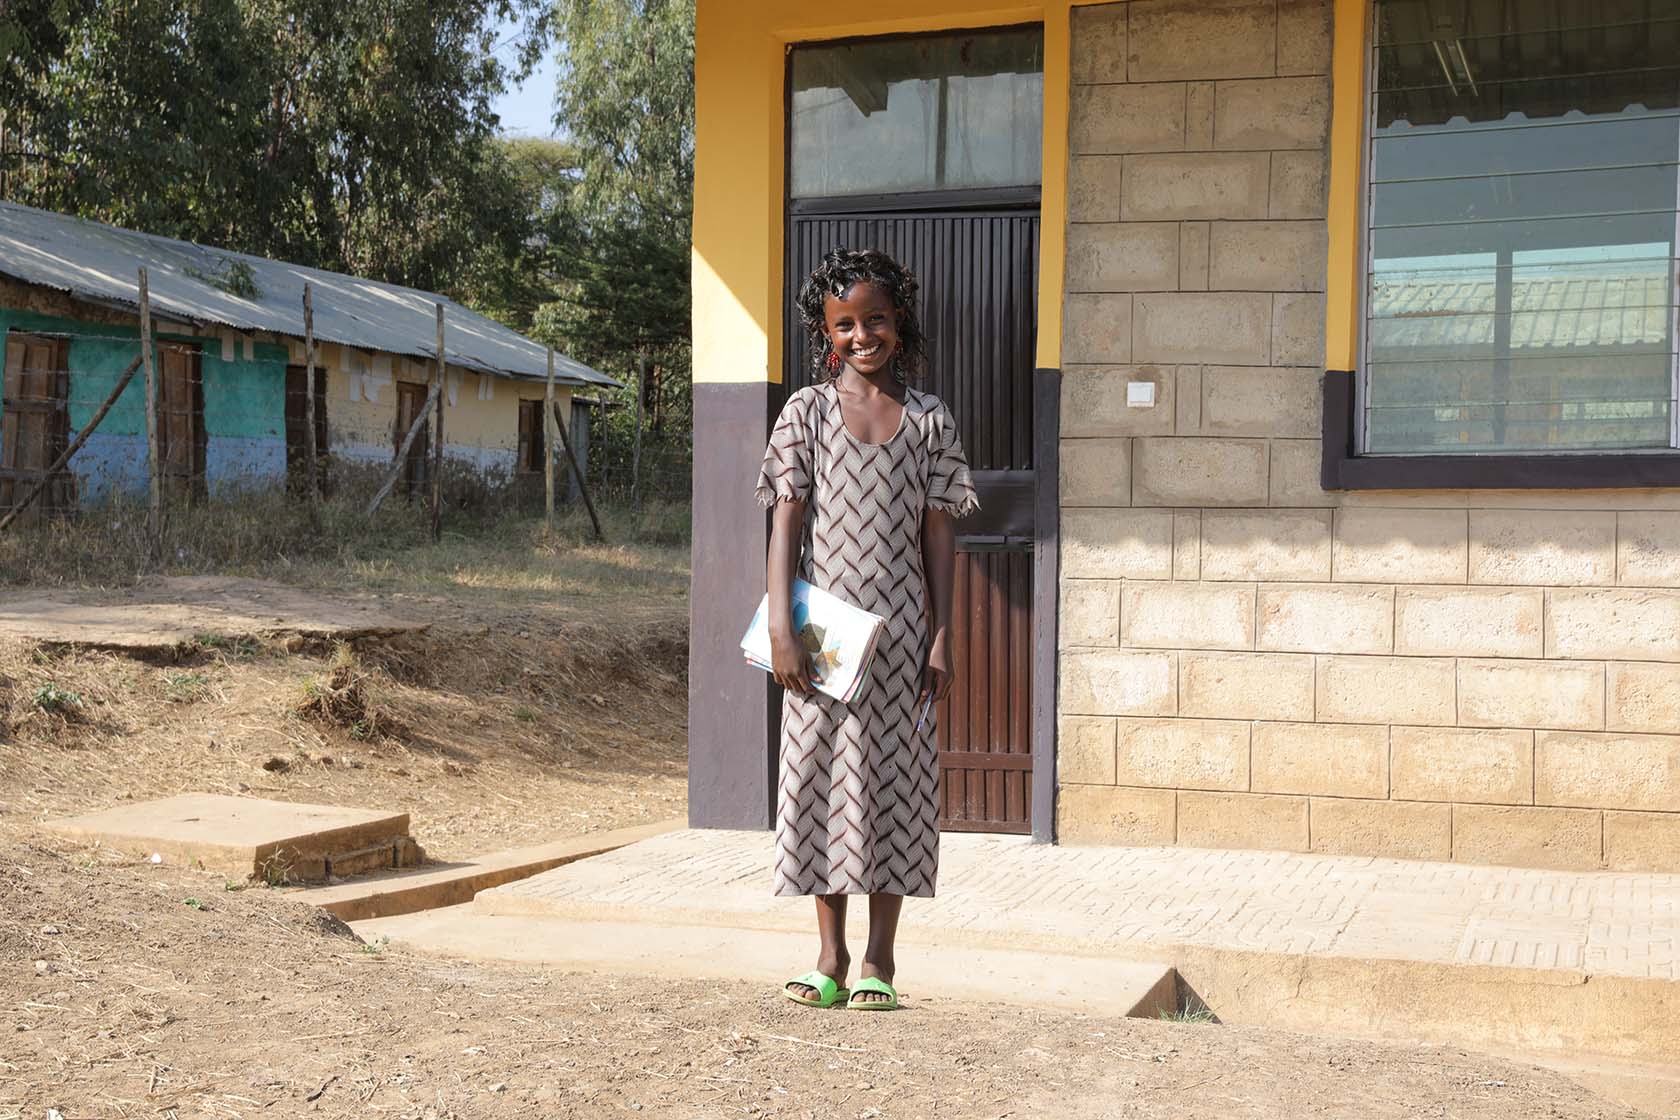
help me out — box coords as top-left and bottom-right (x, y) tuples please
(788, 893), (850, 999)
(856, 892), (903, 1003)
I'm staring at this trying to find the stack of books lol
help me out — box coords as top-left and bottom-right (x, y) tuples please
(741, 578), (886, 703)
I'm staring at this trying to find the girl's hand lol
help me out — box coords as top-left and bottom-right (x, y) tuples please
(770, 624), (816, 695)
(918, 630), (955, 706)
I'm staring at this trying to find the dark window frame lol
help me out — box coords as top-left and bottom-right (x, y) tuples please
(1324, 0), (1680, 491)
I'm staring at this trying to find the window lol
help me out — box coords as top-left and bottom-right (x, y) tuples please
(789, 27), (1044, 199)
(1362, 0), (1680, 458)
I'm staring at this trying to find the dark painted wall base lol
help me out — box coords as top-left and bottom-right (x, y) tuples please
(687, 380), (777, 830)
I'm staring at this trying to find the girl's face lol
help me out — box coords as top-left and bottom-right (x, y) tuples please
(822, 282), (900, 377)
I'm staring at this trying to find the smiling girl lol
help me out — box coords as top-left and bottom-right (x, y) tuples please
(755, 247), (978, 1011)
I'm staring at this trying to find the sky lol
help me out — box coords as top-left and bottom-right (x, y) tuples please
(488, 18), (560, 138)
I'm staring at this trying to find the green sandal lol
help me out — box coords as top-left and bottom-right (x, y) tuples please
(782, 970), (850, 1008)
(846, 976), (900, 1011)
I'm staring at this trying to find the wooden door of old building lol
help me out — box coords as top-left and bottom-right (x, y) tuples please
(157, 343), (205, 500)
(394, 382), (430, 498)
(783, 210), (1040, 834)
(284, 365), (329, 496)
(0, 331), (74, 522)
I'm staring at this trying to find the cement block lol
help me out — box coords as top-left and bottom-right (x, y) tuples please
(1469, 509), (1617, 586)
(1061, 365), (1175, 437)
(1186, 81), (1216, 148)
(1114, 717), (1251, 791)
(1071, 83), (1187, 154)
(1061, 648), (1178, 716)
(1316, 655), (1457, 727)
(1059, 715), (1119, 784)
(1207, 220), (1328, 292)
(1174, 366), (1203, 433)
(1394, 587), (1544, 658)
(1127, 0), (1278, 82)
(1062, 293), (1135, 364)
(1060, 578), (1121, 648)
(1546, 588), (1680, 663)
(1134, 292), (1272, 364)
(1276, 0), (1333, 75)
(1390, 726), (1534, 805)
(1057, 784), (1177, 844)
(1536, 731), (1680, 812)
(1214, 76), (1331, 150)
(1617, 511), (1680, 587)
(1608, 661), (1680, 734)
(1459, 659), (1606, 732)
(1452, 804), (1604, 871)
(1120, 580), (1256, 650)
(1071, 1), (1129, 83)
(1067, 222), (1182, 292)
(1177, 791), (1309, 851)
(1271, 291), (1327, 367)
(1060, 437), (1133, 506)
(1257, 583), (1393, 654)
(1268, 438), (1338, 507)
(1179, 651), (1315, 721)
(1269, 150), (1329, 218)
(1200, 365), (1320, 438)
(1309, 798), (1452, 861)
(1179, 222), (1211, 290)
(1202, 509), (1334, 581)
(1067, 155), (1125, 223)
(1133, 437), (1269, 506)
(1120, 153), (1271, 221)
(1252, 721), (1388, 798)
(1604, 811), (1680, 872)
(1333, 507), (1468, 583)
(1062, 508), (1176, 579)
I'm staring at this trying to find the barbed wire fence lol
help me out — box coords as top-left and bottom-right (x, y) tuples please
(2, 270), (695, 552)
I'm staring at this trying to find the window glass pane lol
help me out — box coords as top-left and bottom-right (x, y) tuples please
(789, 28), (1044, 198)
(1364, 0), (1680, 455)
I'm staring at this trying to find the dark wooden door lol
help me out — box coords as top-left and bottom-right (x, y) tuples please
(785, 207), (1040, 834)
(0, 331), (73, 521)
(285, 365), (329, 496)
(158, 344), (205, 500)
(394, 382), (430, 498)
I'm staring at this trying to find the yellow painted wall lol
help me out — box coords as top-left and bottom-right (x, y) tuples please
(1324, 0), (1367, 372)
(693, 0), (1082, 386)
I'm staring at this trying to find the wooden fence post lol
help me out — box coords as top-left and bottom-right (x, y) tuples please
(138, 268), (161, 545)
(431, 304), (444, 543)
(302, 283), (319, 504)
(544, 347), (556, 534)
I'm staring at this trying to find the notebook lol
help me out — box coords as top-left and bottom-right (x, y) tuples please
(741, 578), (886, 703)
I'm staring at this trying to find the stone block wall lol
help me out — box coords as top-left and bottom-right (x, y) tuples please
(1055, 0), (1680, 872)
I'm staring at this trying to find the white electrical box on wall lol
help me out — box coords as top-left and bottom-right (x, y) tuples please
(1126, 381), (1157, 408)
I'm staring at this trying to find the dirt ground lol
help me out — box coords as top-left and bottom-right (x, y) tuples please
(0, 563), (688, 862)
(1, 838), (1644, 1120)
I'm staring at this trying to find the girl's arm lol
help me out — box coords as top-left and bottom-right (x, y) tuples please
(920, 507), (957, 704)
(767, 497), (815, 694)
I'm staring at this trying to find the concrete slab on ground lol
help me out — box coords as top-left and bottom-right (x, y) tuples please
(45, 793), (413, 882)
(353, 906), (1180, 1019)
(474, 829), (1680, 1066)
(301, 818), (684, 921)
(0, 575), (424, 649)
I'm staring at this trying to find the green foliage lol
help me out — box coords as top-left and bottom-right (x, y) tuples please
(31, 683), (83, 714)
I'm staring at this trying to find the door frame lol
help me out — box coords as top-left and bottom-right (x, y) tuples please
(777, 28), (1058, 839)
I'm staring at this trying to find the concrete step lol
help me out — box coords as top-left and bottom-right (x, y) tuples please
(351, 905), (1180, 1019)
(300, 818), (683, 921)
(45, 792), (414, 882)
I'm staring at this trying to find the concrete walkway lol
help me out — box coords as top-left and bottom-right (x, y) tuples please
(479, 829), (1680, 981)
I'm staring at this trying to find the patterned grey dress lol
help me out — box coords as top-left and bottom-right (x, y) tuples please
(755, 381), (978, 897)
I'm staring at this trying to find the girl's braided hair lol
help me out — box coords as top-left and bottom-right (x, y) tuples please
(796, 247), (928, 383)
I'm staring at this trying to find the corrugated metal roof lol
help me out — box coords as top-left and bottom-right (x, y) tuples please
(0, 200), (618, 388)
(1370, 273), (1674, 353)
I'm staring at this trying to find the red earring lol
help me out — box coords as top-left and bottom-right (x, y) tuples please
(825, 351), (842, 372)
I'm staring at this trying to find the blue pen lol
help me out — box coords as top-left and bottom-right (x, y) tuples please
(914, 691), (935, 732)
